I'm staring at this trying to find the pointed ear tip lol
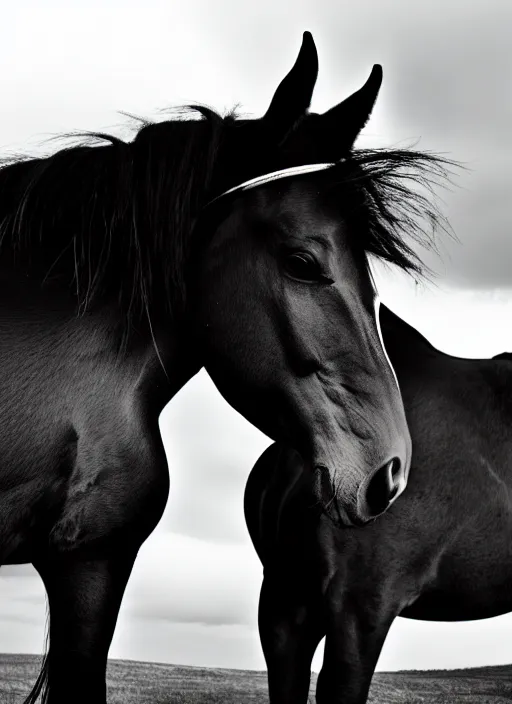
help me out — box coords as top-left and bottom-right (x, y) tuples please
(371, 64), (383, 79)
(302, 31), (315, 44)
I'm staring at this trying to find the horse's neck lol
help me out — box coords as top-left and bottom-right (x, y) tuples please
(135, 323), (203, 417)
(379, 304), (440, 369)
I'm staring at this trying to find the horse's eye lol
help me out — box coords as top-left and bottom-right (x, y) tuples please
(283, 251), (327, 283)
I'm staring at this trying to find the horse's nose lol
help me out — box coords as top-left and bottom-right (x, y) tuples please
(358, 457), (404, 520)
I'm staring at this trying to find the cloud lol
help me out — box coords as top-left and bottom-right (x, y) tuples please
(122, 531), (262, 629)
(110, 618), (267, 670)
(374, 264), (512, 357)
(160, 371), (271, 545)
(0, 565), (39, 578)
(0, 567), (45, 629)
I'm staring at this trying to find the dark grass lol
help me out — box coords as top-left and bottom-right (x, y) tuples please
(0, 655), (511, 703)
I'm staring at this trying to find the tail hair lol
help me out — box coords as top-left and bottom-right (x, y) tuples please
(23, 598), (50, 704)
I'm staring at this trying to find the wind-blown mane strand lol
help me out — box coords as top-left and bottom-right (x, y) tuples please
(329, 148), (459, 277)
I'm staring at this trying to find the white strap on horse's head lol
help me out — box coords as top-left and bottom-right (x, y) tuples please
(207, 162), (336, 208)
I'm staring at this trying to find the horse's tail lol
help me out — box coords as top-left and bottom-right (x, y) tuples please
(23, 600), (50, 704)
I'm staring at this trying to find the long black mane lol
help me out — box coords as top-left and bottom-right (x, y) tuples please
(0, 107), (455, 336)
(0, 107), (235, 331)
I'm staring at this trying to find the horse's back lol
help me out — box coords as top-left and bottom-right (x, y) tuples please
(389, 352), (512, 618)
(493, 352), (512, 361)
(405, 353), (512, 524)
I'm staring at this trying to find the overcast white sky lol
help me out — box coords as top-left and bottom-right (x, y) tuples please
(1, 0), (512, 674)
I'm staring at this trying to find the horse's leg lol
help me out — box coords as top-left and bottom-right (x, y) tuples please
(28, 549), (138, 704)
(258, 572), (325, 704)
(315, 595), (397, 704)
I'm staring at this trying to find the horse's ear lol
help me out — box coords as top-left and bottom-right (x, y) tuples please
(310, 64), (383, 160)
(263, 31), (318, 140)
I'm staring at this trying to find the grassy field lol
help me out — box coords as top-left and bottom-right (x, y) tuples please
(0, 654), (511, 703)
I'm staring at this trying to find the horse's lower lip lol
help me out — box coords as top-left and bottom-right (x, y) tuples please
(321, 498), (354, 528)
(312, 464), (355, 528)
(321, 495), (378, 529)
(350, 513), (376, 528)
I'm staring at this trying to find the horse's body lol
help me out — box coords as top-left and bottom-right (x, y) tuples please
(0, 33), (451, 703)
(0, 274), (169, 563)
(245, 304), (512, 704)
(0, 264), (173, 703)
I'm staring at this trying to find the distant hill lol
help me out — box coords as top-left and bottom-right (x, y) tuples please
(0, 654), (511, 703)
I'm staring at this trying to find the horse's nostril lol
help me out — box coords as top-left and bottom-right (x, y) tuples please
(388, 483), (399, 501)
(390, 457), (401, 480)
(363, 457), (402, 518)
